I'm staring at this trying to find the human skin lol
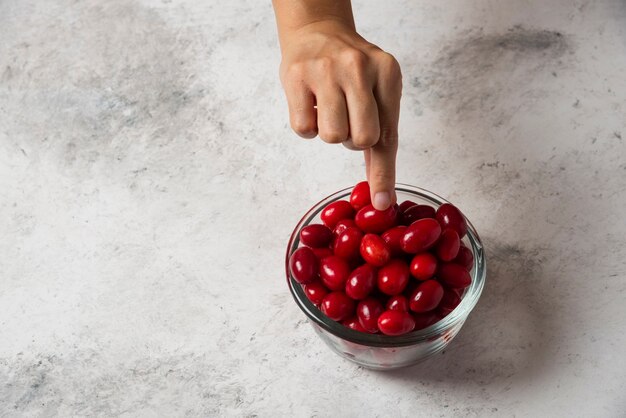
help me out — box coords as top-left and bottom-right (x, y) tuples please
(272, 0), (402, 210)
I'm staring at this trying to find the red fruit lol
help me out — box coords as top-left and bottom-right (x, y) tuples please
(311, 247), (333, 260)
(409, 253), (438, 281)
(303, 281), (328, 305)
(357, 298), (384, 333)
(321, 200), (355, 229)
(355, 204), (398, 233)
(321, 291), (355, 321)
(401, 218), (442, 254)
(453, 244), (474, 271)
(333, 219), (357, 237)
(319, 255), (351, 291)
(386, 295), (409, 312)
(359, 234), (391, 267)
(436, 203), (468, 238)
(350, 181), (371, 210)
(342, 316), (366, 332)
(412, 312), (439, 330)
(333, 227), (364, 260)
(402, 204), (436, 225)
(377, 259), (410, 295)
(345, 264), (377, 300)
(289, 247), (318, 284)
(377, 310), (416, 336)
(435, 229), (461, 262)
(437, 288), (462, 317)
(381, 225), (407, 257)
(438, 263), (472, 289)
(409, 280), (444, 313)
(398, 200), (418, 213)
(300, 224), (333, 248)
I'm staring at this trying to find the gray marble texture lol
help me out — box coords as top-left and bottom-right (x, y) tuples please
(1, 0), (625, 416)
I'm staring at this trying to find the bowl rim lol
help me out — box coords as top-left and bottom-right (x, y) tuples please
(285, 183), (486, 348)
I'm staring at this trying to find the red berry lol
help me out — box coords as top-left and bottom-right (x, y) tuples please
(321, 291), (355, 321)
(409, 253), (438, 281)
(377, 259), (410, 295)
(412, 312), (439, 330)
(381, 225), (407, 257)
(438, 263), (472, 289)
(401, 218), (442, 253)
(319, 255), (351, 291)
(435, 229), (461, 262)
(409, 280), (444, 313)
(350, 181), (371, 210)
(398, 200), (418, 213)
(333, 219), (357, 238)
(289, 247), (318, 284)
(402, 204), (436, 225)
(357, 297), (384, 333)
(321, 200), (355, 229)
(437, 287), (462, 317)
(453, 244), (474, 271)
(436, 203), (468, 238)
(359, 234), (391, 267)
(300, 224), (333, 248)
(386, 295), (409, 312)
(311, 247), (333, 260)
(303, 281), (328, 305)
(342, 316), (366, 332)
(345, 264), (377, 300)
(355, 204), (398, 233)
(377, 310), (416, 336)
(333, 227), (364, 260)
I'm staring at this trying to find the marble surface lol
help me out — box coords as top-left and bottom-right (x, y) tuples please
(1, 0), (625, 416)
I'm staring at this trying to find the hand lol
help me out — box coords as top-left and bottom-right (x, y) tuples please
(277, 19), (402, 210)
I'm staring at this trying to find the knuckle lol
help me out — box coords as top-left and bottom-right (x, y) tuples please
(315, 56), (334, 72)
(283, 62), (306, 82)
(351, 132), (379, 149)
(291, 119), (317, 138)
(378, 52), (403, 85)
(378, 127), (399, 147)
(341, 49), (368, 69)
(319, 129), (347, 144)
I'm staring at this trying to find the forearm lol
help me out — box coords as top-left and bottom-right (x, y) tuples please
(272, 0), (356, 48)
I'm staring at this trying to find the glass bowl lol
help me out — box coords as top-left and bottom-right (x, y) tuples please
(285, 184), (486, 370)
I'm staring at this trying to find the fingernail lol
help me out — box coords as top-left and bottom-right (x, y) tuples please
(373, 192), (391, 210)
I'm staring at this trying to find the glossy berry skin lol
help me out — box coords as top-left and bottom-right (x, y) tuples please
(409, 252), (438, 281)
(386, 295), (409, 312)
(438, 263), (472, 289)
(319, 255), (351, 291)
(333, 219), (357, 238)
(321, 291), (355, 321)
(349, 181), (371, 210)
(289, 247), (318, 284)
(412, 312), (439, 330)
(357, 297), (384, 333)
(377, 310), (416, 336)
(321, 200), (355, 229)
(402, 204), (436, 225)
(436, 203), (468, 238)
(311, 247), (333, 260)
(342, 316), (366, 332)
(345, 264), (377, 300)
(355, 204), (398, 234)
(381, 225), (407, 257)
(437, 288), (462, 316)
(303, 281), (328, 305)
(409, 280), (444, 313)
(377, 259), (410, 295)
(453, 244), (474, 271)
(398, 200), (418, 213)
(359, 234), (391, 267)
(401, 218), (442, 254)
(333, 227), (364, 260)
(435, 228), (461, 262)
(300, 224), (333, 248)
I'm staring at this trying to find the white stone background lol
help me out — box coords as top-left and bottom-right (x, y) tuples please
(0, 0), (625, 416)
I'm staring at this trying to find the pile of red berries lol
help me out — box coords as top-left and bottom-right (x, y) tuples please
(289, 182), (474, 336)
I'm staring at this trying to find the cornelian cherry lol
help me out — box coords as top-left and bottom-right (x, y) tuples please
(436, 203), (467, 238)
(355, 204), (398, 233)
(299, 224), (333, 248)
(377, 259), (410, 295)
(409, 252), (438, 281)
(359, 234), (391, 266)
(319, 255), (351, 291)
(409, 280), (444, 313)
(349, 181), (371, 210)
(386, 295), (409, 312)
(321, 200), (355, 229)
(333, 227), (364, 260)
(402, 204), (436, 225)
(377, 310), (415, 336)
(381, 225), (407, 257)
(345, 264), (376, 300)
(401, 218), (441, 253)
(438, 263), (471, 289)
(303, 281), (328, 305)
(435, 228), (460, 261)
(357, 297), (384, 333)
(321, 291), (355, 321)
(289, 247), (318, 284)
